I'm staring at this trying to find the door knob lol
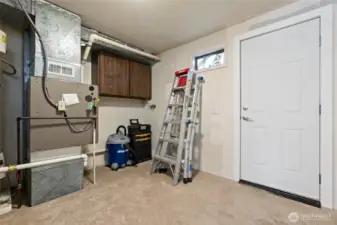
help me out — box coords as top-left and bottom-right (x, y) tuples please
(242, 116), (254, 122)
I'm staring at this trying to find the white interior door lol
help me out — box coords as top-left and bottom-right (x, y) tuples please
(240, 19), (320, 200)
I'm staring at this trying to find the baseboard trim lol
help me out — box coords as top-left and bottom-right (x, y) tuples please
(239, 180), (321, 208)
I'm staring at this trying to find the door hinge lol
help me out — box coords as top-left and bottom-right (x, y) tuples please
(319, 174), (321, 185)
(319, 35), (322, 47)
(319, 105), (322, 115)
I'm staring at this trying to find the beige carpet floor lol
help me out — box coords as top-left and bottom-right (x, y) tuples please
(0, 162), (336, 225)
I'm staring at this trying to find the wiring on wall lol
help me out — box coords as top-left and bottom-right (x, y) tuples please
(16, 0), (94, 133)
(0, 58), (16, 75)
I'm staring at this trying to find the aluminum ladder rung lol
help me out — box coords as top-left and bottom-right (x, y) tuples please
(168, 104), (183, 107)
(154, 155), (176, 165)
(172, 85), (195, 92)
(172, 87), (185, 92)
(159, 137), (179, 144)
(163, 120), (181, 125)
(163, 131), (179, 136)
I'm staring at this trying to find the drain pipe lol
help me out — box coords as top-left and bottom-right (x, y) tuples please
(82, 33), (160, 62)
(0, 154), (88, 173)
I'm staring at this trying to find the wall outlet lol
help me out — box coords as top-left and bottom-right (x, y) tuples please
(212, 107), (219, 114)
(58, 101), (66, 111)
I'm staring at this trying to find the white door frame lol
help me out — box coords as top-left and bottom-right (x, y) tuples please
(233, 5), (334, 209)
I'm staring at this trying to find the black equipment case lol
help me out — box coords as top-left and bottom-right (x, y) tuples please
(127, 119), (152, 163)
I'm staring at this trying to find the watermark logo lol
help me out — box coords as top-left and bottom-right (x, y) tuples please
(288, 212), (332, 223)
(288, 212), (300, 223)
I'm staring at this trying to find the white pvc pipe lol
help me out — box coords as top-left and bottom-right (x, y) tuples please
(0, 154), (88, 173)
(93, 127), (96, 184)
(82, 34), (160, 62)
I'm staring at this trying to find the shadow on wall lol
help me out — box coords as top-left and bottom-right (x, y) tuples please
(98, 96), (148, 108)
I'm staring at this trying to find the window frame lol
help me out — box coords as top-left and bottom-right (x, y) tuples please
(193, 47), (227, 73)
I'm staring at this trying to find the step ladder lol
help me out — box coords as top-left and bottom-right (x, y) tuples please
(151, 68), (204, 185)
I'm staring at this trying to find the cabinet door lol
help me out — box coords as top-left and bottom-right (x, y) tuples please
(129, 61), (151, 99)
(99, 54), (129, 97)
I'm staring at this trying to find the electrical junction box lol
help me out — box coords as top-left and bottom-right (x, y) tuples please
(57, 101), (66, 111)
(0, 30), (7, 54)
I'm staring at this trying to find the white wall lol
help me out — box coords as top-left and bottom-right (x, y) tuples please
(81, 53), (153, 168)
(151, 0), (337, 208)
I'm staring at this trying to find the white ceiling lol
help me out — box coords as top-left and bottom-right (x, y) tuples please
(48, 0), (296, 53)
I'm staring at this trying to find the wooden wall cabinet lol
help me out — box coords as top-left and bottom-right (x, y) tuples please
(98, 53), (129, 97)
(129, 61), (151, 99)
(94, 52), (152, 100)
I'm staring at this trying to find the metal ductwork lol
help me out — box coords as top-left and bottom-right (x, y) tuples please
(33, 0), (82, 83)
(81, 26), (160, 65)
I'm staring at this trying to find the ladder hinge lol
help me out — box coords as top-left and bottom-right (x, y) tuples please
(319, 104), (321, 115)
(319, 174), (321, 184)
(319, 35), (322, 47)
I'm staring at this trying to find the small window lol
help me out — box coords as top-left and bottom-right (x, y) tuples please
(194, 49), (225, 71)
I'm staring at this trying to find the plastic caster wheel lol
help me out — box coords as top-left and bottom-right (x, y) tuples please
(127, 160), (133, 166)
(183, 178), (189, 184)
(111, 163), (119, 171)
(188, 178), (193, 183)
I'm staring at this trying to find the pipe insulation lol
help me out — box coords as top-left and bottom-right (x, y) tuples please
(0, 154), (88, 173)
(82, 34), (160, 62)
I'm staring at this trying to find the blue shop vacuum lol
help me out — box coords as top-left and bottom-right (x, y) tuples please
(106, 126), (137, 171)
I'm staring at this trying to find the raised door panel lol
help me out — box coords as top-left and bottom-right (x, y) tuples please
(129, 61), (151, 99)
(99, 53), (129, 97)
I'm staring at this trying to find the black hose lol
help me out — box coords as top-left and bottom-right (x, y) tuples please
(16, 0), (56, 109)
(0, 58), (16, 75)
(116, 126), (127, 136)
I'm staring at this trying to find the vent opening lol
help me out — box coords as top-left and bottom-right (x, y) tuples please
(48, 61), (75, 77)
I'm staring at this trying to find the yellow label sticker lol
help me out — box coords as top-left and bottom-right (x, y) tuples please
(93, 98), (100, 103)
(135, 133), (151, 137)
(136, 137), (151, 142)
(2, 35), (6, 43)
